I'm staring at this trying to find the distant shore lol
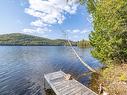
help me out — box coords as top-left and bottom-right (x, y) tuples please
(0, 44), (77, 46)
(0, 33), (77, 46)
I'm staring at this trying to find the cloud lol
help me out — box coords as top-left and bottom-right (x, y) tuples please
(23, 27), (52, 33)
(25, 0), (79, 27)
(65, 28), (91, 41)
(23, 28), (35, 33)
(80, 29), (89, 34)
(31, 19), (48, 27)
(73, 29), (80, 33)
(66, 29), (90, 34)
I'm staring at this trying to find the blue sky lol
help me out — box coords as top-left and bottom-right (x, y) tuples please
(0, 0), (92, 41)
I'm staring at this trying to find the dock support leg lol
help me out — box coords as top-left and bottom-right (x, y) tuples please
(44, 76), (46, 90)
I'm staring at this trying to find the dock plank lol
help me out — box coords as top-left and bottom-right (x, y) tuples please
(44, 71), (98, 95)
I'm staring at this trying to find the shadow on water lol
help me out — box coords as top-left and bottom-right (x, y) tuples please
(45, 89), (56, 95)
(0, 46), (102, 95)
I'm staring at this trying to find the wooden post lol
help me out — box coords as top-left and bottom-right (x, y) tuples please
(99, 83), (103, 94)
(44, 74), (46, 90)
(99, 83), (109, 95)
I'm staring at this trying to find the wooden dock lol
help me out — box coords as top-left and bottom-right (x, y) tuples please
(44, 71), (98, 95)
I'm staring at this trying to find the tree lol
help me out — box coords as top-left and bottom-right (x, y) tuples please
(84, 0), (127, 64)
(77, 39), (91, 48)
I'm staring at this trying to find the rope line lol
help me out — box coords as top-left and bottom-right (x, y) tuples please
(58, 24), (96, 73)
(67, 39), (96, 73)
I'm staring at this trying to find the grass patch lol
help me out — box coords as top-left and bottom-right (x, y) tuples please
(90, 64), (127, 95)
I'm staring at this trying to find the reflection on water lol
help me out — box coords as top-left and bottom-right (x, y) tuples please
(0, 46), (102, 95)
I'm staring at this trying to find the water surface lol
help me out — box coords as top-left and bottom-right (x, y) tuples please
(0, 46), (102, 95)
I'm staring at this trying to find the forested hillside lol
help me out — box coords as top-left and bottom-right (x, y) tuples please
(0, 33), (77, 46)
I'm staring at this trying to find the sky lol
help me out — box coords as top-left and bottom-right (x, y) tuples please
(0, 0), (93, 41)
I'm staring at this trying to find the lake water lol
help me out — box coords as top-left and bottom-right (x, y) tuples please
(0, 46), (102, 95)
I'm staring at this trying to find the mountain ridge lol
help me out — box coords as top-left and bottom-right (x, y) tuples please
(0, 33), (77, 46)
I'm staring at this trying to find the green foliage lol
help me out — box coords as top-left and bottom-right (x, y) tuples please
(0, 33), (77, 46)
(85, 0), (127, 63)
(77, 39), (91, 48)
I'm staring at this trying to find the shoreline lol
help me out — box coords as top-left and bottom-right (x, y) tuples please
(89, 64), (127, 95)
(0, 45), (77, 46)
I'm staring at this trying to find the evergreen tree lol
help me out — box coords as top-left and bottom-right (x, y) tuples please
(83, 0), (127, 64)
(77, 39), (91, 48)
